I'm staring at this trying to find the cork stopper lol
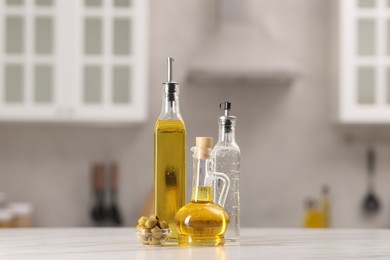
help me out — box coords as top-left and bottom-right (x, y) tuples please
(193, 137), (213, 159)
(196, 137), (213, 148)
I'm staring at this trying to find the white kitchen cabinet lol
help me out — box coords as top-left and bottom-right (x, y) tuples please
(336, 0), (390, 124)
(0, 0), (148, 123)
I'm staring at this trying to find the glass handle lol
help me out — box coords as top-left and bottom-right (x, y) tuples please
(213, 171), (230, 207)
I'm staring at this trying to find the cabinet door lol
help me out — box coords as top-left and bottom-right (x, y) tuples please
(70, 0), (148, 123)
(0, 0), (148, 123)
(339, 0), (390, 123)
(0, 0), (61, 121)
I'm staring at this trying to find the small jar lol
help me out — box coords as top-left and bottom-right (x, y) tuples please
(0, 209), (13, 228)
(8, 202), (33, 227)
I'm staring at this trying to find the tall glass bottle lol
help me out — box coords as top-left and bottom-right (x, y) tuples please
(175, 137), (229, 246)
(212, 102), (241, 242)
(321, 185), (331, 228)
(154, 57), (186, 240)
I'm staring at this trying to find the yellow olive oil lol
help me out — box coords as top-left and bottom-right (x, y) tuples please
(174, 186), (230, 246)
(154, 119), (186, 239)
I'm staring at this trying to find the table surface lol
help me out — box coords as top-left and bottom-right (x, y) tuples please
(1, 228), (390, 259)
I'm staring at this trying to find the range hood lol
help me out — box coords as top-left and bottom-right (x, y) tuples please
(188, 0), (300, 86)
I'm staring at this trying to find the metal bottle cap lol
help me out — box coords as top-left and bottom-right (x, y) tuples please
(163, 57), (179, 101)
(219, 101), (236, 131)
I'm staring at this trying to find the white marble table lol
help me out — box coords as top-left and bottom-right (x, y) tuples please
(1, 228), (390, 259)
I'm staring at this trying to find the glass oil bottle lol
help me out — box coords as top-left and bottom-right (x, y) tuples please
(212, 102), (241, 242)
(321, 185), (331, 228)
(303, 199), (325, 228)
(154, 57), (186, 240)
(174, 137), (230, 246)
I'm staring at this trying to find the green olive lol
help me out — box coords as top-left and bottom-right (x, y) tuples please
(149, 214), (159, 221)
(145, 218), (157, 229)
(140, 235), (149, 244)
(136, 224), (145, 231)
(138, 216), (148, 226)
(147, 236), (160, 245)
(151, 227), (162, 238)
(160, 220), (169, 229)
(149, 237), (161, 245)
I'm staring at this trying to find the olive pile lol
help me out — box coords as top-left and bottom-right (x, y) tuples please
(136, 215), (171, 245)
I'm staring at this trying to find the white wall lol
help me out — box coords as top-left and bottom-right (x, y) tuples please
(2, 0), (390, 228)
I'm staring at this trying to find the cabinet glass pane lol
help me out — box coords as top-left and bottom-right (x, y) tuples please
(387, 20), (390, 55)
(5, 17), (24, 54)
(34, 65), (53, 103)
(85, 18), (102, 55)
(36, 0), (53, 6)
(358, 0), (376, 8)
(85, 0), (101, 7)
(114, 0), (131, 7)
(113, 19), (131, 55)
(112, 66), (130, 104)
(6, 0), (23, 6)
(357, 67), (376, 104)
(4, 65), (24, 103)
(387, 68), (390, 104)
(358, 19), (375, 56)
(84, 66), (102, 104)
(35, 17), (53, 54)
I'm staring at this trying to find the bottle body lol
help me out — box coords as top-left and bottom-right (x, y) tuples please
(304, 199), (325, 228)
(213, 144), (240, 240)
(321, 186), (331, 228)
(304, 209), (325, 228)
(154, 119), (186, 239)
(175, 138), (229, 246)
(174, 187), (229, 246)
(212, 119), (240, 241)
(322, 196), (330, 228)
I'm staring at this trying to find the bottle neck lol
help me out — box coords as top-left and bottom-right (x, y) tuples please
(158, 86), (183, 120)
(218, 124), (236, 144)
(191, 155), (214, 202)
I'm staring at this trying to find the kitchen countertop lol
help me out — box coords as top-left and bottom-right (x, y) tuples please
(1, 228), (390, 259)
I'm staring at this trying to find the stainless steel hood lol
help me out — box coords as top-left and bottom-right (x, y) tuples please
(188, 0), (300, 86)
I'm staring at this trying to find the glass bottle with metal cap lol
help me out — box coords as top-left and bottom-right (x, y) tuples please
(154, 57), (186, 240)
(212, 101), (241, 242)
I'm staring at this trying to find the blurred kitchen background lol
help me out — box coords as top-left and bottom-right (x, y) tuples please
(2, 0), (390, 228)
